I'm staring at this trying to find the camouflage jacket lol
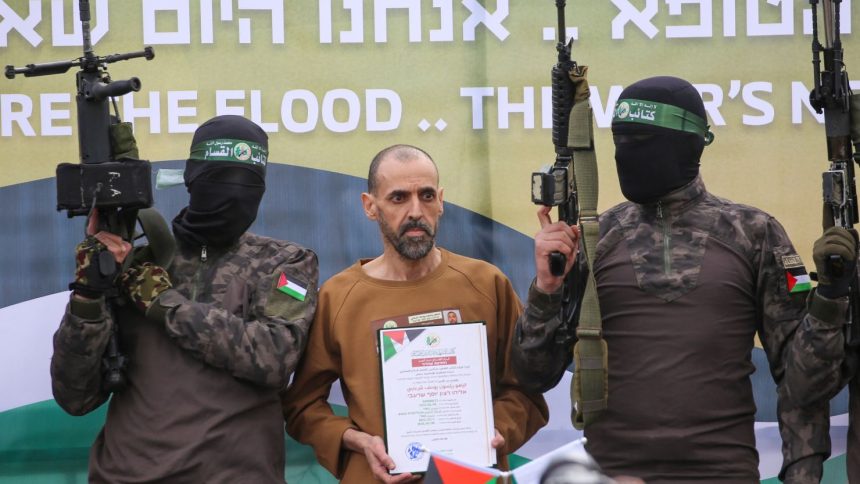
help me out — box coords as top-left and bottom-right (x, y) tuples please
(785, 286), (858, 481)
(50, 232), (318, 481)
(784, 289), (853, 404)
(512, 176), (830, 483)
(51, 231), (319, 414)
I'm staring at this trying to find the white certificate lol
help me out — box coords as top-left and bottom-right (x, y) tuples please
(378, 322), (496, 475)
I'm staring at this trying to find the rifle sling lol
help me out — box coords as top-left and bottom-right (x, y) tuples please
(567, 67), (608, 430)
(134, 207), (176, 269)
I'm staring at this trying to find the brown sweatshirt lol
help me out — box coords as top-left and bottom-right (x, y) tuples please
(282, 249), (547, 483)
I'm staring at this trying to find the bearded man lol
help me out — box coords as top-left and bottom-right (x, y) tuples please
(282, 144), (560, 483)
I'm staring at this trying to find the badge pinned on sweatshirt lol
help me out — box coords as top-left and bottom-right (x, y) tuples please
(277, 273), (307, 301)
(782, 254), (812, 293)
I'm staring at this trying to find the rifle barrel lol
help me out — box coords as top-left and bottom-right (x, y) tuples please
(88, 78), (141, 101)
(823, 0), (835, 47)
(556, 1), (566, 45)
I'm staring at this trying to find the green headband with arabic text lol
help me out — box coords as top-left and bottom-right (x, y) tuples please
(613, 99), (715, 145)
(188, 138), (269, 166)
(156, 138), (268, 189)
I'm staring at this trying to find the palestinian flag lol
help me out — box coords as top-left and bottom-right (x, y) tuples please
(277, 273), (307, 301)
(381, 328), (427, 362)
(381, 330), (407, 362)
(787, 271), (812, 293)
(782, 254), (812, 294)
(423, 452), (507, 484)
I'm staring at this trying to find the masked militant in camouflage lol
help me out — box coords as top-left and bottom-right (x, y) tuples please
(512, 76), (832, 483)
(50, 115), (319, 483)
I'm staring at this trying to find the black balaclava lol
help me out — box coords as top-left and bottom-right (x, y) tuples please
(611, 76), (711, 204)
(173, 115), (268, 248)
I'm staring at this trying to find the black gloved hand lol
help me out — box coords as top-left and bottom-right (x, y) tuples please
(812, 226), (858, 299)
(69, 237), (120, 299)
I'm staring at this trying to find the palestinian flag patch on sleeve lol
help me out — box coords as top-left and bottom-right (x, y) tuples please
(277, 273), (307, 301)
(782, 254), (812, 293)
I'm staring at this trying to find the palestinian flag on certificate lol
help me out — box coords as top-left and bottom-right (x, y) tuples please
(381, 330), (406, 362)
(277, 273), (307, 301)
(381, 328), (427, 362)
(782, 254), (812, 293)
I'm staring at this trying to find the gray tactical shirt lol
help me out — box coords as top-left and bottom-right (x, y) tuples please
(513, 176), (830, 484)
(51, 232), (318, 483)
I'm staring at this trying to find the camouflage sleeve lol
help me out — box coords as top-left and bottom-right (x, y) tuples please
(282, 285), (356, 479)
(492, 275), (549, 455)
(50, 295), (112, 416)
(754, 217), (830, 483)
(784, 290), (850, 406)
(156, 246), (319, 389)
(510, 279), (574, 393)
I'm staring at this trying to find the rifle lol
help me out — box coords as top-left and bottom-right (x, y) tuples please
(808, 0), (860, 347)
(530, 1), (606, 429)
(531, 1), (583, 341)
(6, 0), (159, 391)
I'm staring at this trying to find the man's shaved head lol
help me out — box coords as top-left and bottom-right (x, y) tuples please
(367, 144), (439, 194)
